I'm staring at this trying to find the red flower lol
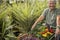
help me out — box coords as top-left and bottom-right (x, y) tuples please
(49, 28), (54, 33)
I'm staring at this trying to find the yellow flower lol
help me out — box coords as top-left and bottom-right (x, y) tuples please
(47, 32), (52, 35)
(42, 33), (48, 37)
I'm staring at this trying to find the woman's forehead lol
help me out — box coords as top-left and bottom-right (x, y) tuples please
(49, 1), (55, 3)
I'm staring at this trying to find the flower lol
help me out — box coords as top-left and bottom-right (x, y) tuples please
(47, 32), (52, 35)
(37, 27), (54, 38)
(49, 28), (54, 33)
(42, 33), (48, 37)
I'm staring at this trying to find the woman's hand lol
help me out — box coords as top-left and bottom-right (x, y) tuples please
(55, 28), (60, 35)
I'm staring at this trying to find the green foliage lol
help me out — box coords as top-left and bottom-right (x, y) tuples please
(0, 0), (47, 40)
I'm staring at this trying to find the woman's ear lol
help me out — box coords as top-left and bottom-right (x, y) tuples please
(56, 15), (60, 26)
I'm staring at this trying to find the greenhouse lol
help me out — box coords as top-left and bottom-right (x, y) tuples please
(0, 0), (60, 40)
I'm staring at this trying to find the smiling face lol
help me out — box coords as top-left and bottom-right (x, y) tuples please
(48, 0), (56, 10)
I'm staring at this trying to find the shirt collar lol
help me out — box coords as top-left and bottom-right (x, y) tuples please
(49, 8), (57, 12)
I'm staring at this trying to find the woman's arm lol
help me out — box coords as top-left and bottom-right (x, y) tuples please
(31, 8), (48, 30)
(56, 15), (60, 26)
(56, 15), (60, 34)
(31, 15), (45, 30)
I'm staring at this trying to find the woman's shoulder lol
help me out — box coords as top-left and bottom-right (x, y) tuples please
(56, 8), (60, 15)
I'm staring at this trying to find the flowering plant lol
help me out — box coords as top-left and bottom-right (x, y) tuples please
(35, 25), (55, 40)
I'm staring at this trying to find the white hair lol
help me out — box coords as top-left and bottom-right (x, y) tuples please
(48, 0), (57, 3)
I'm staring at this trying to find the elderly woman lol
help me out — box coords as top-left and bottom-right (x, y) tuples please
(31, 0), (60, 40)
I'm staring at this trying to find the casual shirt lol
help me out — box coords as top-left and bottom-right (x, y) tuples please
(41, 8), (60, 27)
